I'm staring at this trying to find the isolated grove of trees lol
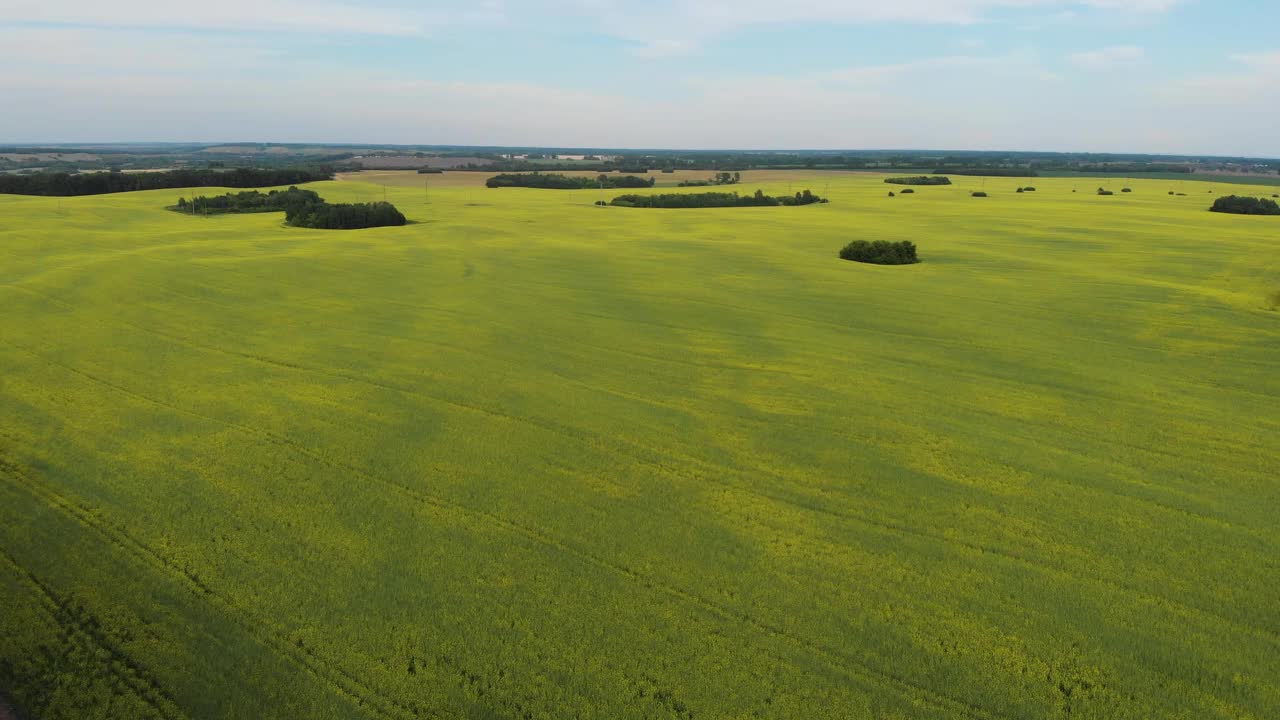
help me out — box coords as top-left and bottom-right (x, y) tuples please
(0, 167), (334, 196)
(611, 189), (827, 208)
(1209, 195), (1280, 215)
(175, 187), (406, 229)
(885, 176), (952, 186)
(839, 240), (920, 265)
(285, 201), (407, 229)
(485, 173), (655, 189)
(176, 187), (322, 215)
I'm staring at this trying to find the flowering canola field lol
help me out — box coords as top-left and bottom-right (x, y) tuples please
(0, 172), (1277, 719)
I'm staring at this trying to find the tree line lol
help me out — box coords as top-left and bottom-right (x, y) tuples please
(0, 167), (334, 196)
(884, 176), (952, 186)
(611, 189), (826, 208)
(485, 173), (655, 189)
(174, 187), (406, 229)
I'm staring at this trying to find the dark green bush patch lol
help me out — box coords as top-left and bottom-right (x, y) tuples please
(839, 240), (920, 266)
(1210, 195), (1280, 216)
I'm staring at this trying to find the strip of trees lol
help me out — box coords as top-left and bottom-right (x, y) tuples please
(177, 187), (322, 215)
(485, 173), (655, 189)
(0, 167), (334, 196)
(1210, 195), (1280, 215)
(839, 240), (920, 265)
(611, 189), (826, 208)
(885, 176), (952, 186)
(174, 187), (406, 229)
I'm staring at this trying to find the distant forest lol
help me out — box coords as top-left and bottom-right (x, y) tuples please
(0, 167), (334, 196)
(486, 173), (655, 190)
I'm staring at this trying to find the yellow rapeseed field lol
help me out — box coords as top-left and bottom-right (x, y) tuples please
(1, 171), (1277, 719)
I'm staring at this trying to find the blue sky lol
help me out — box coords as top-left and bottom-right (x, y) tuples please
(2, 0), (1277, 156)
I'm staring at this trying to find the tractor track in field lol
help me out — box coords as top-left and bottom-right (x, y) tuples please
(0, 547), (186, 720)
(0, 343), (1004, 720)
(0, 459), (432, 720)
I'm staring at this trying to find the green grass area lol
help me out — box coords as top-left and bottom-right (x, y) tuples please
(1, 173), (1278, 719)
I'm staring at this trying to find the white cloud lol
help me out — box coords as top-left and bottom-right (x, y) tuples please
(556, 0), (1180, 55)
(1230, 50), (1280, 71)
(1079, 0), (1180, 10)
(1067, 45), (1146, 70)
(0, 27), (278, 72)
(0, 0), (503, 36)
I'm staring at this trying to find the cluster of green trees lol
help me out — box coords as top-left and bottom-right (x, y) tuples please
(485, 173), (655, 189)
(416, 168), (444, 174)
(611, 189), (826, 208)
(175, 187), (406, 229)
(0, 167), (333, 196)
(1210, 195), (1280, 215)
(885, 176), (952, 186)
(1098, 189), (1116, 196)
(839, 240), (920, 265)
(176, 187), (322, 215)
(679, 172), (741, 187)
(284, 201), (407, 229)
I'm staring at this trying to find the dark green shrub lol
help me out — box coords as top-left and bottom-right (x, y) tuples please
(1122, 188), (1133, 193)
(1098, 190), (1115, 196)
(1023, 187), (1037, 192)
(839, 240), (920, 265)
(972, 191), (988, 198)
(888, 191), (896, 197)
(900, 189), (914, 194)
(1016, 188), (1024, 193)
(1209, 195), (1280, 215)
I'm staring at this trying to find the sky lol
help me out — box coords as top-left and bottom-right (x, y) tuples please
(1, 0), (1277, 156)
